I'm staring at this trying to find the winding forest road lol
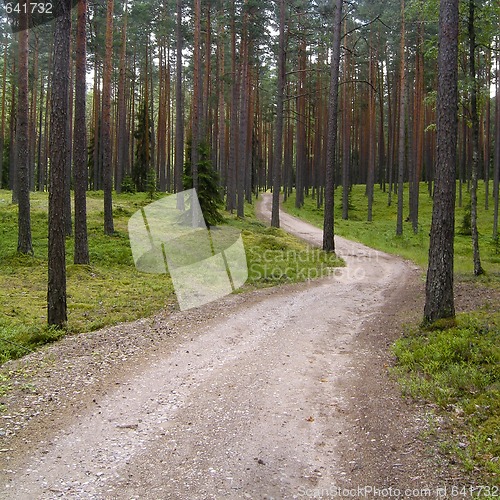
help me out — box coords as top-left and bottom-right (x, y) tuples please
(1, 195), (451, 499)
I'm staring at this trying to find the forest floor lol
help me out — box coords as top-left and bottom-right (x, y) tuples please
(0, 194), (491, 499)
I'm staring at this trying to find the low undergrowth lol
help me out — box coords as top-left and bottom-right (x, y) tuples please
(0, 190), (343, 365)
(392, 311), (500, 487)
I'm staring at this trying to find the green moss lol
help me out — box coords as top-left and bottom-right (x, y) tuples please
(0, 190), (344, 365)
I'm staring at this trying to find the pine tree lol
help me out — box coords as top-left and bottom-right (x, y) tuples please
(184, 140), (224, 226)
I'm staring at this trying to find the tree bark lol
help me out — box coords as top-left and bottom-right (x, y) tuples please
(0, 44), (6, 190)
(494, 54), (499, 240)
(102, 0), (114, 234)
(396, 0), (406, 236)
(468, 0), (484, 276)
(322, 0), (343, 251)
(48, 0), (71, 328)
(424, 0), (459, 323)
(115, 7), (128, 193)
(73, 0), (89, 265)
(175, 0), (184, 196)
(16, 3), (33, 255)
(271, 0), (286, 228)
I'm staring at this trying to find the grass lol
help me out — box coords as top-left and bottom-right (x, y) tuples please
(283, 182), (500, 281)
(0, 190), (342, 365)
(281, 182), (499, 486)
(392, 311), (500, 486)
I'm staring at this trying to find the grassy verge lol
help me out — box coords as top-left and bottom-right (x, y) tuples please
(282, 182), (500, 281)
(0, 190), (342, 365)
(392, 311), (500, 487)
(282, 183), (499, 486)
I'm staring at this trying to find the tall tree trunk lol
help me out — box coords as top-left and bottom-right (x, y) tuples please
(494, 55), (499, 240)
(295, 35), (306, 209)
(271, 0), (286, 228)
(322, 0), (343, 251)
(396, 0), (406, 236)
(48, 0), (71, 328)
(73, 0), (89, 264)
(342, 32), (352, 220)
(237, 8), (249, 218)
(484, 48), (491, 210)
(29, 34), (39, 192)
(424, 0), (459, 323)
(102, 0), (114, 234)
(10, 59), (17, 202)
(17, 3), (33, 255)
(0, 44), (6, 190)
(367, 45), (376, 222)
(226, 0), (238, 212)
(468, 0), (484, 276)
(191, 0), (202, 192)
(411, 17), (424, 234)
(115, 7), (128, 193)
(175, 0), (184, 195)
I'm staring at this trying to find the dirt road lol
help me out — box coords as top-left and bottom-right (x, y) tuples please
(1, 196), (451, 499)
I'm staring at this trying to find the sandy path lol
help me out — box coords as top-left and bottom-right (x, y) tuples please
(1, 196), (448, 499)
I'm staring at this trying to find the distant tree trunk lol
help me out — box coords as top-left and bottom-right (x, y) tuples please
(367, 46), (376, 222)
(468, 0), (484, 276)
(115, 7), (128, 193)
(92, 59), (100, 190)
(16, 4), (33, 255)
(102, 0), (114, 235)
(226, 0), (238, 212)
(73, 0), (89, 265)
(342, 29), (351, 220)
(494, 58), (499, 240)
(484, 48), (491, 211)
(411, 18), (424, 234)
(48, 0), (71, 328)
(295, 35), (306, 209)
(217, 0), (226, 188)
(175, 0), (184, 195)
(191, 0), (202, 192)
(0, 44), (6, 190)
(29, 34), (39, 192)
(10, 60), (17, 202)
(424, 0), (459, 323)
(237, 10), (249, 218)
(396, 0), (406, 236)
(271, 0), (286, 228)
(322, 0), (343, 251)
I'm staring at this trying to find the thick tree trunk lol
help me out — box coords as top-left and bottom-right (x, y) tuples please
(322, 0), (343, 251)
(73, 0), (89, 265)
(48, 0), (71, 328)
(424, 0), (459, 323)
(16, 4), (33, 255)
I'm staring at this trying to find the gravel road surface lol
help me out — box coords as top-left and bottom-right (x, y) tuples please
(1, 195), (456, 499)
